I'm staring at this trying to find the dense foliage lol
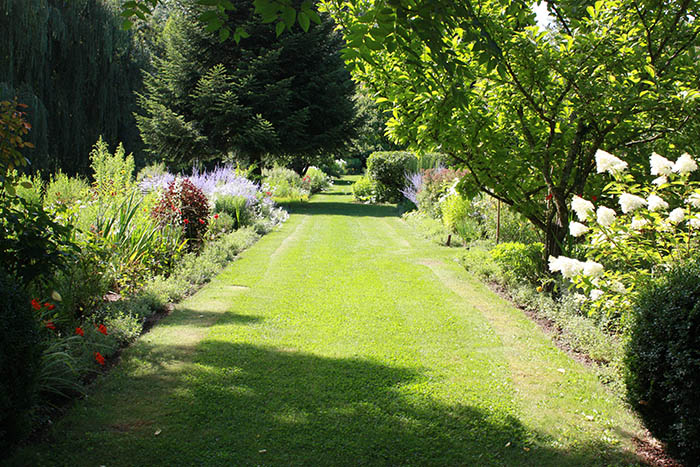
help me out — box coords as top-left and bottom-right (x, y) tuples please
(137, 0), (357, 169)
(0, 0), (145, 174)
(625, 261), (700, 465)
(324, 0), (700, 258)
(152, 179), (210, 248)
(0, 268), (42, 452)
(366, 151), (417, 202)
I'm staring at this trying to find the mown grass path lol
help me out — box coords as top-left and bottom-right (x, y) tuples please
(11, 177), (644, 466)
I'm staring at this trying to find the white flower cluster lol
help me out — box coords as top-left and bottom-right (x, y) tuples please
(618, 193), (646, 213)
(595, 149), (628, 174)
(548, 256), (604, 280)
(571, 195), (594, 221)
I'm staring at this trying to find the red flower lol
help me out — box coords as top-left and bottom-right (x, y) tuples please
(44, 302), (55, 310)
(592, 195), (598, 202)
(545, 193), (553, 201)
(31, 299), (41, 310)
(75, 327), (84, 336)
(95, 352), (105, 365)
(45, 321), (56, 330)
(265, 191), (271, 196)
(97, 324), (108, 335)
(183, 218), (189, 224)
(199, 218), (205, 224)
(214, 214), (219, 219)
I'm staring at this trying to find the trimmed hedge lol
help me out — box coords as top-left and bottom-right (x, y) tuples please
(366, 151), (417, 202)
(625, 260), (700, 465)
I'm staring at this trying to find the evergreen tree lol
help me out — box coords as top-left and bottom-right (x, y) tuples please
(136, 0), (357, 170)
(0, 0), (146, 175)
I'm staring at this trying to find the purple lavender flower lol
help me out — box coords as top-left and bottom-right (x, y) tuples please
(401, 171), (423, 205)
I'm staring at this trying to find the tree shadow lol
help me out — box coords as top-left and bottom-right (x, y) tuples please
(286, 201), (398, 218)
(155, 341), (641, 466)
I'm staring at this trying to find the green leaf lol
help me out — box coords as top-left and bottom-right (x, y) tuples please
(298, 11), (311, 32)
(219, 27), (231, 42)
(121, 19), (133, 30)
(276, 21), (286, 37)
(21, 181), (32, 189)
(282, 6), (296, 28)
(307, 9), (322, 25)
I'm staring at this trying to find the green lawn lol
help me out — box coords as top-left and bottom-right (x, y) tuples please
(9, 176), (644, 466)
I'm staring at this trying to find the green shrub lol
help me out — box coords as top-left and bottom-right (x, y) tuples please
(402, 210), (451, 245)
(416, 167), (467, 217)
(15, 173), (43, 205)
(0, 269), (42, 451)
(303, 166), (332, 193)
(215, 195), (250, 229)
(458, 247), (499, 280)
(345, 158), (363, 174)
(441, 193), (481, 243)
(352, 175), (375, 202)
(136, 162), (167, 182)
(0, 194), (77, 287)
(89, 137), (135, 197)
(103, 311), (144, 345)
(366, 151), (418, 202)
(490, 242), (544, 285)
(208, 212), (237, 238)
(44, 171), (91, 209)
(624, 260), (700, 465)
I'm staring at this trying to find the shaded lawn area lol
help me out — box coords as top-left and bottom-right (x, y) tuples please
(8, 178), (644, 466)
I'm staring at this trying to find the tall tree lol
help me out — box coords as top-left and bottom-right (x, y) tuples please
(0, 0), (146, 175)
(136, 0), (357, 171)
(323, 0), (700, 257)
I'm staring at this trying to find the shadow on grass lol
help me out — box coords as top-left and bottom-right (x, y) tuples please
(150, 340), (638, 466)
(286, 201), (398, 218)
(12, 333), (640, 466)
(333, 179), (354, 186)
(155, 309), (263, 329)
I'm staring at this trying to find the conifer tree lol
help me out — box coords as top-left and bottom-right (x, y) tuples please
(136, 0), (356, 170)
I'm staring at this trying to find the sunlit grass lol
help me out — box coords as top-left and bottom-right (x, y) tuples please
(9, 177), (644, 466)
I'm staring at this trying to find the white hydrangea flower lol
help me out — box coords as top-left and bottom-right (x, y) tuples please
(686, 192), (700, 208)
(590, 289), (604, 301)
(688, 216), (700, 229)
(649, 152), (674, 176)
(597, 206), (617, 227)
(652, 176), (668, 186)
(596, 149), (628, 174)
(646, 194), (669, 211)
(571, 195), (595, 221)
(630, 217), (649, 230)
(672, 153), (698, 175)
(618, 193), (647, 213)
(611, 281), (626, 294)
(583, 260), (604, 278)
(668, 207), (685, 224)
(548, 255), (585, 279)
(569, 221), (589, 237)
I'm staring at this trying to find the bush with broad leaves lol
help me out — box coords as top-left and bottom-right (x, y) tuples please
(548, 149), (700, 331)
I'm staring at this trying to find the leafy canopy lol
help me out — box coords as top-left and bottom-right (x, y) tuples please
(322, 0), (700, 255)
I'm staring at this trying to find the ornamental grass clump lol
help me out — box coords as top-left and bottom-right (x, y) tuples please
(548, 149), (700, 331)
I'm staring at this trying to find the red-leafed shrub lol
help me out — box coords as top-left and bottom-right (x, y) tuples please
(151, 179), (209, 248)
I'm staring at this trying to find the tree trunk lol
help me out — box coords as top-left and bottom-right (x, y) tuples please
(544, 215), (566, 261)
